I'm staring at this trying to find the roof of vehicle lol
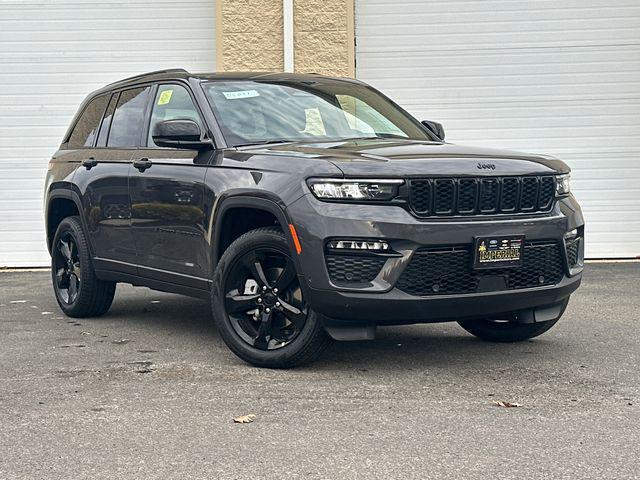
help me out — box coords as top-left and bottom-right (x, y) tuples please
(92, 68), (364, 96)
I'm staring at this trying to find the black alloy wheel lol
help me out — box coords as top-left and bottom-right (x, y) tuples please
(212, 227), (331, 368)
(224, 247), (307, 350)
(50, 216), (116, 318)
(53, 231), (82, 304)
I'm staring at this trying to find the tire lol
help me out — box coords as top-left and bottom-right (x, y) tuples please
(51, 216), (116, 318)
(211, 227), (331, 368)
(458, 316), (561, 343)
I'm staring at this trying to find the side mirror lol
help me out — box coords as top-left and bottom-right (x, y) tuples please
(421, 120), (445, 141)
(152, 119), (212, 150)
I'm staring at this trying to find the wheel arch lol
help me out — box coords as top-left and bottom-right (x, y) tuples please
(212, 195), (299, 272)
(46, 187), (88, 255)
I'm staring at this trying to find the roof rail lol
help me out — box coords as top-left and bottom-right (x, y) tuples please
(105, 68), (189, 87)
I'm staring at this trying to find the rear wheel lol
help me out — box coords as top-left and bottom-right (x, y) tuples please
(51, 216), (116, 317)
(211, 227), (330, 368)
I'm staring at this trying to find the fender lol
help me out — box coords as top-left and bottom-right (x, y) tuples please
(211, 194), (301, 273)
(46, 184), (93, 256)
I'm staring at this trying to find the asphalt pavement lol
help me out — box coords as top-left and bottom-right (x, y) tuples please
(1, 263), (639, 479)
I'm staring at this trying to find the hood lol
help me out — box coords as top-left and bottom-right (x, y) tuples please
(245, 138), (569, 177)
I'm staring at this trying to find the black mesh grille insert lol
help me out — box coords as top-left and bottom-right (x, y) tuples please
(326, 254), (386, 284)
(520, 177), (539, 211)
(566, 238), (580, 268)
(479, 179), (499, 213)
(396, 241), (564, 296)
(500, 177), (520, 211)
(409, 176), (556, 217)
(539, 176), (555, 209)
(409, 180), (431, 214)
(434, 179), (455, 214)
(457, 179), (477, 213)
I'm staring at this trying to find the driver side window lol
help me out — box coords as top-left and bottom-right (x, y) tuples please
(148, 84), (203, 147)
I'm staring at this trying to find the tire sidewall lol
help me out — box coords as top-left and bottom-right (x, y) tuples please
(51, 217), (90, 315)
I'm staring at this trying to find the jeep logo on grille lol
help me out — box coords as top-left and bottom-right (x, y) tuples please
(477, 163), (496, 170)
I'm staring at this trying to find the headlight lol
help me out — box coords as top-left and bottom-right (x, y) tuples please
(556, 174), (571, 196)
(307, 178), (403, 201)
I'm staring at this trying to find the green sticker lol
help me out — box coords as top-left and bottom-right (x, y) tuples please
(157, 89), (173, 105)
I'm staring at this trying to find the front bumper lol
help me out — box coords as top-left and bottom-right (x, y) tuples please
(287, 193), (584, 324)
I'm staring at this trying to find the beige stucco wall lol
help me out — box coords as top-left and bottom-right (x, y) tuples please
(216, 0), (284, 72)
(293, 0), (354, 76)
(216, 0), (354, 76)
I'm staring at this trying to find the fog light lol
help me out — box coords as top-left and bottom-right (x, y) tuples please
(327, 240), (391, 251)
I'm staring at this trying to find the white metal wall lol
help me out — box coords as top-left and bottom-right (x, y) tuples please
(356, 0), (640, 258)
(0, 0), (216, 267)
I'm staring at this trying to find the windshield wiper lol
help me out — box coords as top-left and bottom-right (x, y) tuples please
(234, 139), (292, 148)
(346, 133), (409, 141)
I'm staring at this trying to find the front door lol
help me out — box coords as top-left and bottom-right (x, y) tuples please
(129, 83), (210, 283)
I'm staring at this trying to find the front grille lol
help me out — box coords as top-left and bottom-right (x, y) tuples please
(326, 254), (386, 284)
(396, 241), (564, 296)
(409, 175), (556, 217)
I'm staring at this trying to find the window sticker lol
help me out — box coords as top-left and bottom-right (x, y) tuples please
(302, 107), (326, 135)
(157, 89), (173, 106)
(222, 90), (260, 100)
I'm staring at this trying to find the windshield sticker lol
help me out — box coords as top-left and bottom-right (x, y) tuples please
(157, 89), (173, 105)
(222, 90), (260, 100)
(302, 107), (326, 136)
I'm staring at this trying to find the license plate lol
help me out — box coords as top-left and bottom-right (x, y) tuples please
(474, 235), (524, 269)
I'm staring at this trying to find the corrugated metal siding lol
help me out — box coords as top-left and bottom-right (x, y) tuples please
(356, 0), (640, 258)
(0, 0), (216, 267)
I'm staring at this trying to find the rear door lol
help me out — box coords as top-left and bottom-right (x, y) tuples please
(129, 83), (210, 284)
(74, 86), (151, 272)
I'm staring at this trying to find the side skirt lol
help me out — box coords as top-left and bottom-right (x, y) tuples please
(95, 269), (211, 300)
(93, 258), (212, 300)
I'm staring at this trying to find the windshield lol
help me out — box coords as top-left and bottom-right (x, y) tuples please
(203, 80), (433, 147)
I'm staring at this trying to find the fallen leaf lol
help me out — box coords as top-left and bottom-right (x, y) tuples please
(492, 400), (522, 408)
(80, 331), (91, 336)
(233, 413), (256, 424)
(112, 339), (131, 345)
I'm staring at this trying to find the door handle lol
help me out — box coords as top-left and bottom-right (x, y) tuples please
(133, 158), (152, 172)
(82, 157), (98, 170)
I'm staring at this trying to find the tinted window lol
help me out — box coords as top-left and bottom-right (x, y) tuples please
(96, 93), (118, 147)
(67, 95), (108, 148)
(108, 87), (151, 147)
(148, 84), (202, 147)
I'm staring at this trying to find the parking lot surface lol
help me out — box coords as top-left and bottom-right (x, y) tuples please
(1, 263), (639, 479)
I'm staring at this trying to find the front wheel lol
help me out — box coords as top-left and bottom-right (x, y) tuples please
(211, 227), (331, 368)
(458, 314), (564, 343)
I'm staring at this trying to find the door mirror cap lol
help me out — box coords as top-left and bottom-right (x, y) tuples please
(421, 120), (445, 141)
(152, 119), (212, 150)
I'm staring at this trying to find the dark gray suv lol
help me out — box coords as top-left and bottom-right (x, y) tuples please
(44, 69), (584, 368)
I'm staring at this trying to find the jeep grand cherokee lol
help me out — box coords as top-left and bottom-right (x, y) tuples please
(44, 69), (584, 368)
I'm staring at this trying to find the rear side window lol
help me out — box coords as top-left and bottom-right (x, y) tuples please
(96, 93), (118, 147)
(67, 95), (109, 148)
(107, 87), (151, 147)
